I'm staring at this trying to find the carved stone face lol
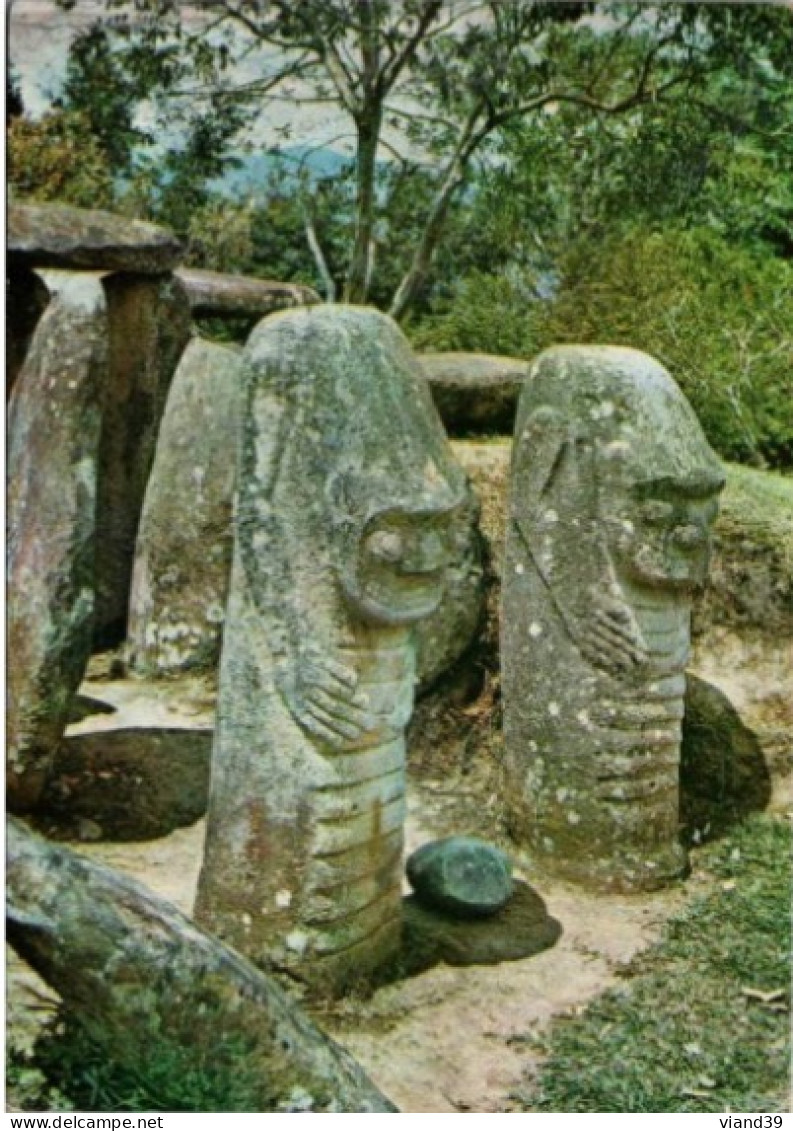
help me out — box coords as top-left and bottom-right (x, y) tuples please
(602, 475), (722, 592)
(344, 508), (455, 624)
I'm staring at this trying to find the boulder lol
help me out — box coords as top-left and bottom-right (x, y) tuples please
(420, 352), (530, 434)
(94, 273), (193, 642)
(406, 836), (513, 916)
(127, 338), (243, 674)
(681, 673), (771, 841)
(35, 727), (212, 841)
(8, 203), (183, 275)
(7, 273), (107, 812)
(7, 819), (399, 1113)
(176, 267), (319, 318)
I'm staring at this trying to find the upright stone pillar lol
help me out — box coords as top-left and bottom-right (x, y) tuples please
(7, 273), (107, 811)
(94, 273), (192, 643)
(502, 346), (724, 891)
(195, 306), (466, 992)
(126, 338), (243, 674)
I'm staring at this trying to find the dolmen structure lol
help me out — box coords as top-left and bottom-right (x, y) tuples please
(6, 201), (318, 813)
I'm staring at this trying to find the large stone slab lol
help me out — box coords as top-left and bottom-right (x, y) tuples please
(127, 338), (243, 674)
(195, 305), (470, 993)
(35, 727), (212, 841)
(8, 203), (183, 275)
(94, 273), (193, 642)
(502, 345), (725, 891)
(420, 352), (530, 434)
(176, 267), (319, 318)
(7, 273), (107, 812)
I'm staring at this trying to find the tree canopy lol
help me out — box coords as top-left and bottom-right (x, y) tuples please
(27, 1), (788, 317)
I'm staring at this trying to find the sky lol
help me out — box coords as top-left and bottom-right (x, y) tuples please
(9, 1), (361, 157)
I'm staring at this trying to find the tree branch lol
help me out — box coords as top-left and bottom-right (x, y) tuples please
(380, 0), (444, 92)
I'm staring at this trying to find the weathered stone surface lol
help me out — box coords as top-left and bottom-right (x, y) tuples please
(8, 202), (183, 274)
(125, 334), (483, 682)
(681, 674), (771, 841)
(402, 881), (560, 972)
(7, 273), (107, 813)
(420, 352), (530, 434)
(35, 727), (212, 841)
(127, 339), (243, 674)
(6, 266), (50, 394)
(176, 267), (319, 318)
(406, 836), (513, 916)
(502, 345), (725, 891)
(94, 273), (193, 642)
(195, 305), (469, 993)
(7, 819), (399, 1113)
(414, 475), (485, 692)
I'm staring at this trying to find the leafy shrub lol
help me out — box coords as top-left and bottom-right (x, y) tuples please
(412, 227), (793, 469)
(409, 270), (544, 358)
(8, 110), (116, 210)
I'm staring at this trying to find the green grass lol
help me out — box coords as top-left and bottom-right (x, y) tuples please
(11, 1022), (273, 1113)
(516, 816), (791, 1113)
(720, 463), (793, 567)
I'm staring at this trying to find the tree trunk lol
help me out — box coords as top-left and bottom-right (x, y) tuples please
(6, 819), (398, 1113)
(303, 210), (337, 302)
(389, 143), (476, 322)
(344, 109), (382, 304)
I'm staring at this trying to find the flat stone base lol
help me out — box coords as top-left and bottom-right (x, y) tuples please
(401, 881), (561, 974)
(34, 726), (211, 842)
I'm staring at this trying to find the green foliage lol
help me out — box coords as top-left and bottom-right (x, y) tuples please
(540, 227), (793, 469)
(414, 226), (793, 469)
(184, 198), (256, 273)
(7, 110), (116, 209)
(517, 816), (791, 1113)
(25, 1017), (270, 1113)
(42, 0), (791, 317)
(410, 270), (540, 357)
(60, 22), (152, 173)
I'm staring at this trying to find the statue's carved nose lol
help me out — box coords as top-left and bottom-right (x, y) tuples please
(671, 524), (705, 550)
(406, 531), (447, 573)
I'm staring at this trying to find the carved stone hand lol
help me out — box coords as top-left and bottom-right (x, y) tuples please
(567, 587), (649, 677)
(277, 645), (372, 749)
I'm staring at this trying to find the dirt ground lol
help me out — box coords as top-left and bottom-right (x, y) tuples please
(6, 786), (690, 1114)
(7, 632), (791, 1113)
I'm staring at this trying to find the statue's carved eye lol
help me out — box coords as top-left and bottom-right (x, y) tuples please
(638, 499), (675, 525)
(365, 530), (405, 564)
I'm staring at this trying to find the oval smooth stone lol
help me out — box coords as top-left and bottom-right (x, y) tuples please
(406, 836), (514, 917)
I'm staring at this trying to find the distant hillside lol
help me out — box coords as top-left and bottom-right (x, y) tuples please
(212, 147), (357, 196)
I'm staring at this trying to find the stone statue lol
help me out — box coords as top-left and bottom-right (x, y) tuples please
(502, 345), (724, 891)
(195, 306), (466, 992)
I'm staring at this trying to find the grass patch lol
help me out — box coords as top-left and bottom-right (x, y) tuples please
(11, 1020), (278, 1113)
(517, 816), (791, 1113)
